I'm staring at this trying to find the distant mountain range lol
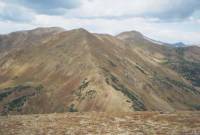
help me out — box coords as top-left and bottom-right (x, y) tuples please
(117, 30), (189, 47)
(171, 42), (186, 47)
(0, 27), (200, 115)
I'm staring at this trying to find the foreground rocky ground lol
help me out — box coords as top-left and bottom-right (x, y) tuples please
(0, 112), (200, 135)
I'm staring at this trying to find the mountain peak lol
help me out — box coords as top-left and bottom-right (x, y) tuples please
(8, 27), (65, 35)
(116, 30), (144, 41)
(28, 27), (66, 35)
(63, 28), (96, 41)
(127, 30), (143, 35)
(172, 42), (186, 47)
(76, 28), (88, 31)
(32, 26), (65, 31)
(71, 28), (90, 33)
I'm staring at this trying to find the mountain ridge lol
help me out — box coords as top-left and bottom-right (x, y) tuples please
(0, 27), (200, 115)
(0, 27), (197, 47)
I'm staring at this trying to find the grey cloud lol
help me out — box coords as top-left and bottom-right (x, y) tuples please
(0, 5), (34, 22)
(74, 0), (200, 21)
(6, 0), (81, 15)
(150, 0), (200, 20)
(0, 0), (199, 22)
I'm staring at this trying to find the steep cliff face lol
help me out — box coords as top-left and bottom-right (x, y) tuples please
(0, 27), (200, 115)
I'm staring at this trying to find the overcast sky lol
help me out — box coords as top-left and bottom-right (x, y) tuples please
(0, 0), (200, 44)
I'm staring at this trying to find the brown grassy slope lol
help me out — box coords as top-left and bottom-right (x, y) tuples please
(117, 31), (200, 88)
(0, 112), (200, 135)
(0, 28), (200, 115)
(116, 31), (200, 109)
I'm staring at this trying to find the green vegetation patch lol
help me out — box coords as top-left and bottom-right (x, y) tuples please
(153, 73), (200, 95)
(0, 85), (32, 101)
(166, 78), (199, 94)
(135, 65), (147, 75)
(191, 104), (200, 110)
(108, 59), (117, 67)
(165, 47), (200, 87)
(75, 79), (90, 97)
(67, 104), (78, 112)
(6, 96), (27, 111)
(152, 73), (173, 90)
(0, 90), (13, 101)
(0, 84), (44, 115)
